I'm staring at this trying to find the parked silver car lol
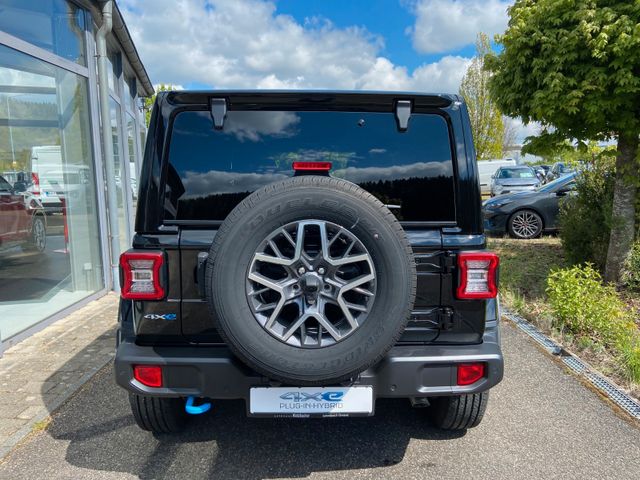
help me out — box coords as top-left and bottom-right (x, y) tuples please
(490, 166), (541, 197)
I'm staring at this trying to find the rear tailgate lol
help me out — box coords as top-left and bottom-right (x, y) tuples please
(179, 229), (488, 345)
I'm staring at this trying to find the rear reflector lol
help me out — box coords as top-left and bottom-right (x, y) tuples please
(133, 365), (163, 388)
(120, 251), (165, 300)
(456, 252), (499, 299)
(457, 363), (485, 386)
(292, 161), (332, 171)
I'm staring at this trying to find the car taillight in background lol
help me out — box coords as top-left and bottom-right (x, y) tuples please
(31, 172), (40, 195)
(456, 252), (499, 299)
(120, 251), (165, 300)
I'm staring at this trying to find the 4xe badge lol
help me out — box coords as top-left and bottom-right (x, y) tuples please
(279, 391), (344, 402)
(143, 313), (177, 321)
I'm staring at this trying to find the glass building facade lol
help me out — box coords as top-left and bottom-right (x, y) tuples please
(0, 0), (152, 347)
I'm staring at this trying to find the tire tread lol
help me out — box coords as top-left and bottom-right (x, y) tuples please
(429, 392), (489, 430)
(128, 393), (188, 433)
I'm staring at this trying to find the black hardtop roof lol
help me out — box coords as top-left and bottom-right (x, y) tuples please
(161, 90), (458, 110)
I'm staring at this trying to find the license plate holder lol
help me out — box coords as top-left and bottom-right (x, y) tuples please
(248, 386), (374, 418)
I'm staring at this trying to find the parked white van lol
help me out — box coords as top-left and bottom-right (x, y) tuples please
(29, 146), (90, 213)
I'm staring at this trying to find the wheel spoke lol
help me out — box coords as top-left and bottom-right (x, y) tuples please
(339, 272), (375, 292)
(264, 297), (286, 329)
(253, 252), (294, 266)
(248, 272), (285, 292)
(329, 253), (370, 267)
(315, 315), (342, 341)
(267, 239), (284, 258)
(343, 301), (369, 313)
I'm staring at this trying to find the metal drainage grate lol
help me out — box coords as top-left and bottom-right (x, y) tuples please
(502, 307), (640, 421)
(585, 372), (640, 419)
(504, 309), (562, 354)
(561, 355), (588, 375)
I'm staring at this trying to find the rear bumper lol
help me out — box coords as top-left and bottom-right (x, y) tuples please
(114, 322), (504, 400)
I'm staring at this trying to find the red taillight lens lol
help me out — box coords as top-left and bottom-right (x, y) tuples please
(292, 161), (332, 171)
(133, 365), (163, 388)
(120, 251), (165, 300)
(31, 172), (40, 195)
(456, 252), (499, 299)
(457, 363), (485, 386)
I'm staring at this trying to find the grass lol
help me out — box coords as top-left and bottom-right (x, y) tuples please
(489, 236), (564, 330)
(488, 236), (640, 398)
(31, 417), (51, 433)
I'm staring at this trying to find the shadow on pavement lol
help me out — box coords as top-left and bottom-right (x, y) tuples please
(43, 338), (464, 480)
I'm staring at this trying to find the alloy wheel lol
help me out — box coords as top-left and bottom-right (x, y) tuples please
(246, 220), (376, 348)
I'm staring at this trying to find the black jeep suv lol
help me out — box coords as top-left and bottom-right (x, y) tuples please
(115, 91), (503, 433)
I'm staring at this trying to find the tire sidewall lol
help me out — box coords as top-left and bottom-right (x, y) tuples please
(208, 178), (415, 384)
(32, 216), (46, 252)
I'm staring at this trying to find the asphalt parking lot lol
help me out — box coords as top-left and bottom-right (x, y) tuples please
(0, 322), (638, 480)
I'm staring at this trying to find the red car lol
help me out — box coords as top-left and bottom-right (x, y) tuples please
(0, 175), (46, 254)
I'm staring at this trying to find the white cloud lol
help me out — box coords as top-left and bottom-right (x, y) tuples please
(408, 0), (511, 54)
(508, 117), (542, 144)
(119, 0), (470, 93)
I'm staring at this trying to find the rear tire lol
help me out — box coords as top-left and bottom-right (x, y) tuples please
(428, 392), (489, 430)
(128, 393), (188, 433)
(22, 215), (46, 253)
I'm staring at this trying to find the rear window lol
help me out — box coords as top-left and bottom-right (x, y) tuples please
(164, 110), (455, 222)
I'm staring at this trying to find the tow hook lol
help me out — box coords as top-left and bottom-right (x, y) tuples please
(185, 396), (212, 415)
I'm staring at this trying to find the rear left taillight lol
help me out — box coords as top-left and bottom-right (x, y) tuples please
(456, 252), (499, 299)
(120, 251), (165, 300)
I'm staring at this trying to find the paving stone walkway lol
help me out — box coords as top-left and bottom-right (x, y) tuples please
(0, 293), (118, 459)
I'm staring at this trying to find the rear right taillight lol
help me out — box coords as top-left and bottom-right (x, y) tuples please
(120, 251), (165, 300)
(456, 252), (499, 299)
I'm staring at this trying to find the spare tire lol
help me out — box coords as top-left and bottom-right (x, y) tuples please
(205, 176), (416, 385)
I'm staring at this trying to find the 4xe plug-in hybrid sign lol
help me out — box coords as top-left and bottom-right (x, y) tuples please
(279, 391), (345, 402)
(250, 386), (374, 417)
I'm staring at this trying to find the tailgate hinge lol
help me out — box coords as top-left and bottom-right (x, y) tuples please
(437, 307), (455, 331)
(196, 252), (209, 297)
(440, 252), (456, 273)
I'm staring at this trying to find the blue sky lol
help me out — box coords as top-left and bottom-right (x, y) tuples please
(119, 0), (537, 140)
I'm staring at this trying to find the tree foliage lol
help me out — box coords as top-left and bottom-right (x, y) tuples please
(459, 33), (505, 160)
(486, 0), (640, 283)
(143, 83), (176, 126)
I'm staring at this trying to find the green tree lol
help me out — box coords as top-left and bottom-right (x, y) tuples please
(142, 83), (175, 126)
(459, 33), (505, 160)
(486, 0), (640, 284)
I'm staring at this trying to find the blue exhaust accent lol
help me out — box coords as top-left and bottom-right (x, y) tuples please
(185, 396), (212, 415)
